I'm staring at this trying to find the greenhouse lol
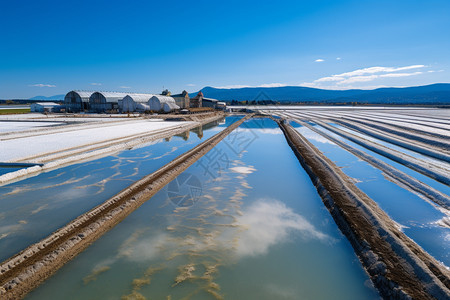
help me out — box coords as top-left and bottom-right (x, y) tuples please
(89, 92), (128, 113)
(63, 91), (93, 112)
(120, 94), (154, 112)
(149, 95), (177, 112)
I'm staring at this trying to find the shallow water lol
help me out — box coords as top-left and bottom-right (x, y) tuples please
(329, 123), (449, 168)
(292, 122), (450, 267)
(0, 117), (240, 262)
(0, 166), (23, 176)
(26, 118), (378, 300)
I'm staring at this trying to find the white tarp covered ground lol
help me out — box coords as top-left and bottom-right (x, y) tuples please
(0, 122), (63, 133)
(1, 120), (190, 162)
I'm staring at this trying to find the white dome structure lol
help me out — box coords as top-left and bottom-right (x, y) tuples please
(163, 102), (180, 113)
(121, 94), (154, 112)
(149, 95), (176, 112)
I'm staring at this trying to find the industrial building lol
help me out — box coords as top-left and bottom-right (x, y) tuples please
(89, 92), (128, 113)
(171, 90), (190, 109)
(63, 90), (188, 113)
(202, 97), (219, 109)
(190, 92), (203, 108)
(30, 102), (62, 113)
(64, 91), (93, 112)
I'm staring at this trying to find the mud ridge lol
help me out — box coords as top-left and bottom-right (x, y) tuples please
(0, 114), (251, 299)
(277, 119), (450, 300)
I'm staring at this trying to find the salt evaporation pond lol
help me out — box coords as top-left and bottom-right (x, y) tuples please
(26, 118), (378, 300)
(292, 122), (450, 267)
(0, 166), (24, 176)
(0, 117), (241, 262)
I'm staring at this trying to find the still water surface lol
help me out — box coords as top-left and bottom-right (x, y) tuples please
(0, 117), (240, 262)
(292, 121), (450, 267)
(27, 118), (378, 300)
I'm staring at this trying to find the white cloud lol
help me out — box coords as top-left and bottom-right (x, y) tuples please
(336, 57), (342, 60)
(315, 59), (324, 62)
(235, 199), (329, 257)
(119, 86), (131, 89)
(29, 84), (56, 88)
(213, 64), (431, 91)
(186, 83), (196, 87)
(305, 65), (428, 89)
(91, 83), (102, 86)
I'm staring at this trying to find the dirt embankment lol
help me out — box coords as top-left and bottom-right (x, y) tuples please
(277, 119), (450, 300)
(0, 114), (251, 300)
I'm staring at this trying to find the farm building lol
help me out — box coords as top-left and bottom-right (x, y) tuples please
(120, 94), (154, 112)
(172, 90), (190, 109)
(202, 97), (219, 109)
(163, 102), (180, 113)
(64, 91), (93, 112)
(89, 92), (128, 113)
(149, 95), (177, 112)
(31, 102), (61, 113)
(190, 92), (203, 108)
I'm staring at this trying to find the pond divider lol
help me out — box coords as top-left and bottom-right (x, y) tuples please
(277, 119), (450, 300)
(0, 114), (252, 299)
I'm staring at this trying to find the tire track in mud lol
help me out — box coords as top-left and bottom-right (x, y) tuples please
(0, 114), (252, 300)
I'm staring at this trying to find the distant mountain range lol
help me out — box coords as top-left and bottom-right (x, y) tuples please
(15, 83), (450, 104)
(191, 83), (450, 104)
(29, 94), (65, 101)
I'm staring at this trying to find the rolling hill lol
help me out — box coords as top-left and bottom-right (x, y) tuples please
(192, 83), (450, 104)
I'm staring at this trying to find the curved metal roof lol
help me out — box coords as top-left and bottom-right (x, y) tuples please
(90, 91), (130, 103)
(122, 93), (156, 103)
(150, 95), (176, 103)
(64, 90), (94, 103)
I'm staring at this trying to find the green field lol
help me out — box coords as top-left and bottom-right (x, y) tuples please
(0, 108), (31, 115)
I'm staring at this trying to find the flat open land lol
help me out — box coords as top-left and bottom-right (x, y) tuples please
(0, 108), (449, 300)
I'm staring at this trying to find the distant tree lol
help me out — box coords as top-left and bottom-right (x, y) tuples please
(5, 100), (14, 104)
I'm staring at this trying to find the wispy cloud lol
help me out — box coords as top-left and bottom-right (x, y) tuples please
(305, 65), (427, 89)
(186, 83), (196, 87)
(91, 83), (102, 86)
(119, 86), (131, 89)
(214, 64), (433, 91)
(336, 57), (342, 60)
(315, 59), (324, 62)
(29, 83), (56, 88)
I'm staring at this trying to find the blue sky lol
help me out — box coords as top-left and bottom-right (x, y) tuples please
(1, 0), (449, 98)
